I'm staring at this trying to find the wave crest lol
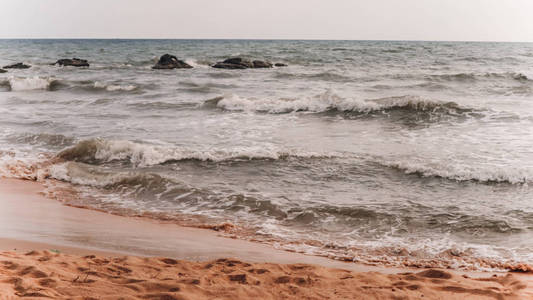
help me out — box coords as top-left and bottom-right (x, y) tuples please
(93, 81), (138, 92)
(204, 91), (475, 117)
(57, 138), (338, 167)
(379, 159), (531, 184)
(3, 76), (57, 91)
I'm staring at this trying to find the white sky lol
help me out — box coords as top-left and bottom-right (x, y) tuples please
(1, 0), (533, 41)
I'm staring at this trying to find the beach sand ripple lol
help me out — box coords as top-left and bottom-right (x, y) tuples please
(0, 251), (528, 299)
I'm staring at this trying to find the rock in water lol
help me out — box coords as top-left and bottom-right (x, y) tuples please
(212, 57), (253, 69)
(0, 69), (6, 73)
(212, 57), (273, 69)
(274, 63), (288, 67)
(223, 57), (254, 68)
(152, 54), (193, 69)
(212, 62), (248, 69)
(253, 60), (273, 68)
(54, 58), (90, 67)
(3, 62), (31, 69)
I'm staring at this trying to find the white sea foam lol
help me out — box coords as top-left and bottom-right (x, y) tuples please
(7, 76), (54, 91)
(208, 91), (467, 114)
(94, 81), (137, 91)
(57, 138), (340, 167)
(0, 151), (48, 180)
(379, 158), (531, 184)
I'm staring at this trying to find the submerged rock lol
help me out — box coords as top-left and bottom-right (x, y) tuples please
(54, 58), (90, 67)
(274, 63), (288, 67)
(253, 60), (273, 68)
(3, 62), (31, 69)
(152, 54), (192, 69)
(0, 69), (6, 73)
(212, 57), (273, 69)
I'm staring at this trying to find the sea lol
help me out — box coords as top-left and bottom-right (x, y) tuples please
(1, 39), (532, 271)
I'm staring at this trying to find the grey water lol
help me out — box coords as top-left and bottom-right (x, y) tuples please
(1, 39), (533, 270)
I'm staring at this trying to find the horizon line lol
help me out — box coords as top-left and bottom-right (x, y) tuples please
(0, 38), (532, 43)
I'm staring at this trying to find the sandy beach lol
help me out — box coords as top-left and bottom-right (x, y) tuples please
(0, 178), (531, 299)
(2, 0), (533, 298)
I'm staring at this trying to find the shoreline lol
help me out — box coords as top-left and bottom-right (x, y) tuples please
(1, 177), (532, 298)
(0, 177), (403, 273)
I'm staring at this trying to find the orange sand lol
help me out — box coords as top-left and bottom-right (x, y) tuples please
(1, 177), (533, 299)
(0, 250), (529, 299)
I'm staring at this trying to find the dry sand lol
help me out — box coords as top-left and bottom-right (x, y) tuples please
(0, 250), (529, 299)
(0, 177), (532, 299)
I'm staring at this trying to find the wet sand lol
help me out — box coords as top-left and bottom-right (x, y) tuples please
(0, 177), (532, 299)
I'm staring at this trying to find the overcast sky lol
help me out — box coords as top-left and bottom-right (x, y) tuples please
(1, 0), (533, 42)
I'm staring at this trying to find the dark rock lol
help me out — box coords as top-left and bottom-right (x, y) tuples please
(212, 57), (276, 69)
(212, 62), (248, 69)
(54, 58), (90, 67)
(223, 57), (254, 68)
(274, 63), (288, 67)
(252, 60), (273, 68)
(211, 57), (255, 69)
(3, 62), (31, 69)
(0, 69), (6, 73)
(152, 54), (192, 69)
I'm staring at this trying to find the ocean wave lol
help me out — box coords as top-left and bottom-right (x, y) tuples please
(93, 81), (138, 92)
(274, 71), (352, 82)
(127, 101), (197, 110)
(49, 161), (176, 189)
(0, 77), (143, 93)
(388, 72), (530, 83)
(177, 80), (237, 93)
(427, 72), (529, 82)
(379, 159), (531, 184)
(204, 91), (476, 118)
(57, 138), (338, 167)
(3, 76), (58, 91)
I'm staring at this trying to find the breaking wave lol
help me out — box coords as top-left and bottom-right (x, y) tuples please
(2, 76), (58, 91)
(0, 77), (143, 93)
(57, 138), (339, 167)
(204, 91), (477, 117)
(379, 159), (531, 184)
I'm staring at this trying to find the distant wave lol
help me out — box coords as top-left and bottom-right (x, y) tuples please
(203, 91), (477, 118)
(388, 72), (530, 83)
(274, 71), (352, 82)
(429, 72), (529, 82)
(57, 138), (339, 167)
(0, 77), (143, 93)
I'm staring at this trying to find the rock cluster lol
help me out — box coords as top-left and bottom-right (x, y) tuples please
(152, 54), (192, 69)
(0, 55), (287, 73)
(212, 57), (284, 69)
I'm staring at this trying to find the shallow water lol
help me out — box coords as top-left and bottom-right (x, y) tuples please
(1, 39), (533, 270)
